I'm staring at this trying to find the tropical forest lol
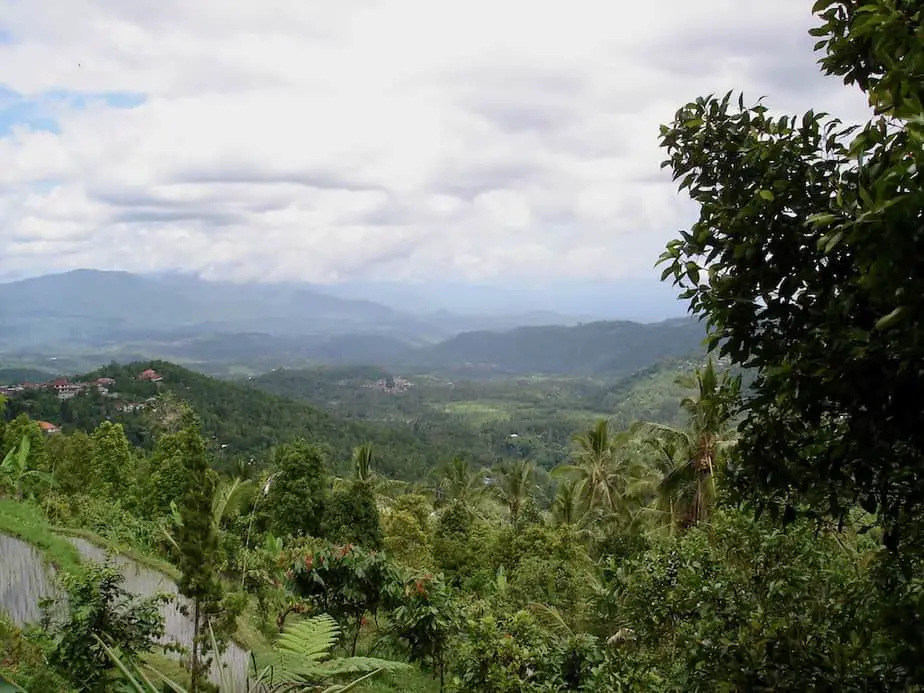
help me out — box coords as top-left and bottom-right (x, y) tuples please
(2, 3), (923, 691)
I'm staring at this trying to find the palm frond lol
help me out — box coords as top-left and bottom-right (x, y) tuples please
(527, 603), (573, 638)
(1, 435), (30, 472)
(657, 460), (698, 500)
(212, 477), (253, 528)
(550, 463), (583, 479)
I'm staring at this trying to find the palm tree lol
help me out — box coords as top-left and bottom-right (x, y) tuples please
(552, 478), (584, 526)
(352, 443), (375, 483)
(492, 459), (537, 528)
(551, 478), (600, 539)
(637, 359), (739, 529)
(435, 457), (485, 508)
(553, 420), (648, 527)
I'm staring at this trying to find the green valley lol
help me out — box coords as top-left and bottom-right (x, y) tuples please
(2, 5), (923, 692)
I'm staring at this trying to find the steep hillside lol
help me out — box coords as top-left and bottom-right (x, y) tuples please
(400, 318), (706, 377)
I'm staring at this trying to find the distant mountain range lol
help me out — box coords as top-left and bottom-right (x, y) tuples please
(0, 269), (703, 377)
(0, 270), (588, 347)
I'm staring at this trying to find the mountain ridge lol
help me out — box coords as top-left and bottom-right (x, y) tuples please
(0, 269), (598, 351)
(0, 270), (702, 376)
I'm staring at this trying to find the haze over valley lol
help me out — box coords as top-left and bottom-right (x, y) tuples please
(0, 269), (702, 377)
(2, 1), (920, 692)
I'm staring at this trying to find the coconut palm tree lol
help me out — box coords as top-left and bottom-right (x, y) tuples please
(491, 459), (538, 528)
(553, 420), (649, 528)
(435, 456), (486, 508)
(636, 358), (740, 529)
(550, 478), (600, 541)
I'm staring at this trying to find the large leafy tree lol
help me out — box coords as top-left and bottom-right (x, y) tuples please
(323, 443), (383, 549)
(324, 482), (383, 550)
(89, 421), (134, 496)
(264, 439), (329, 539)
(288, 542), (396, 655)
(657, 0), (924, 551)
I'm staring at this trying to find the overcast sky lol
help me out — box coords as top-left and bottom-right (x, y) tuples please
(0, 0), (871, 287)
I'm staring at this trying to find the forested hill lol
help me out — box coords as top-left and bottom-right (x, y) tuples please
(1, 360), (489, 479)
(399, 317), (705, 377)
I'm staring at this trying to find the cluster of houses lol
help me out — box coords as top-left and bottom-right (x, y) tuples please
(0, 376), (117, 400)
(0, 368), (165, 434)
(363, 376), (414, 394)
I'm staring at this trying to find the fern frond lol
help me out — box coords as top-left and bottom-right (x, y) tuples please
(313, 657), (411, 676)
(322, 668), (384, 692)
(275, 614), (341, 664)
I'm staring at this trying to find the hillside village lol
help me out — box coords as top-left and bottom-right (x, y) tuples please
(362, 375), (414, 394)
(0, 368), (164, 431)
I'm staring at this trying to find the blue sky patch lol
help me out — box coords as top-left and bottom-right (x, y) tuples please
(0, 85), (146, 136)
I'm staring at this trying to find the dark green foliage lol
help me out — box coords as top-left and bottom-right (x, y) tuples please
(490, 459), (537, 529)
(451, 606), (585, 693)
(265, 440), (328, 538)
(657, 0), (924, 551)
(251, 366), (412, 418)
(175, 417), (221, 602)
(141, 429), (194, 516)
(287, 541), (395, 654)
(0, 367), (57, 385)
(0, 615), (69, 692)
(45, 431), (94, 497)
(88, 421), (134, 496)
(408, 319), (705, 377)
(432, 501), (477, 585)
(45, 561), (166, 693)
(1, 415), (46, 473)
(386, 571), (459, 692)
(2, 360), (507, 480)
(173, 414), (222, 692)
(595, 510), (894, 691)
(384, 510), (432, 569)
(495, 525), (594, 624)
(323, 481), (383, 550)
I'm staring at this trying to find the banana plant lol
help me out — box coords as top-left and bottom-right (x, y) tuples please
(163, 478), (253, 553)
(1, 436), (50, 500)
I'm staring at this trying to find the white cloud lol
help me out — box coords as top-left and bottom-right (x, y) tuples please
(0, 0), (872, 284)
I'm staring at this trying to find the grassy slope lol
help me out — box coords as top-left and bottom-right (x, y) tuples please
(0, 499), (81, 574)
